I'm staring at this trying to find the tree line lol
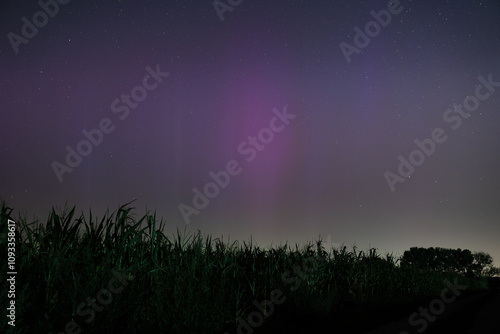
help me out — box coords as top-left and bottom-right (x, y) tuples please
(400, 247), (499, 277)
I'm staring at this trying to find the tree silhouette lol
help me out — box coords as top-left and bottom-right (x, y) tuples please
(400, 246), (494, 277)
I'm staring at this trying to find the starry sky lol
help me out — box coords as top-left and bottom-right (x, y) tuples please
(1, 0), (499, 265)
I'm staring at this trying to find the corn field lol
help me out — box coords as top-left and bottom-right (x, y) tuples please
(0, 201), (489, 334)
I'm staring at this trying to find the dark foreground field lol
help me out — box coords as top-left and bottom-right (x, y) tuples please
(419, 278), (500, 334)
(365, 277), (500, 334)
(249, 278), (500, 333)
(1, 202), (497, 334)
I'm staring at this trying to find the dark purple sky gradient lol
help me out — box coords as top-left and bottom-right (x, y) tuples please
(1, 0), (499, 264)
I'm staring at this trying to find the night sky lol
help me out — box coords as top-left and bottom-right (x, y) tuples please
(1, 0), (499, 265)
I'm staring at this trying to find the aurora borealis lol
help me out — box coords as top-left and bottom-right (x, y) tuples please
(1, 0), (500, 264)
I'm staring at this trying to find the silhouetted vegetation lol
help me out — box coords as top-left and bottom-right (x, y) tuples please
(0, 201), (496, 334)
(401, 246), (497, 277)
